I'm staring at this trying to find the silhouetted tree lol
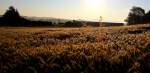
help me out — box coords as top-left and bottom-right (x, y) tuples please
(1, 6), (22, 26)
(125, 6), (145, 25)
(0, 6), (53, 26)
(145, 10), (150, 23)
(3, 6), (20, 19)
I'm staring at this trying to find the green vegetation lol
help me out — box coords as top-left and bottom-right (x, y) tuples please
(0, 24), (150, 73)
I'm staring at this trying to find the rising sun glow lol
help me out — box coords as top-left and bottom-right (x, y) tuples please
(82, 0), (107, 21)
(83, 0), (106, 10)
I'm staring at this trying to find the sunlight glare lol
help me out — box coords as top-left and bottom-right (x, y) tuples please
(83, 0), (105, 10)
(82, 0), (107, 20)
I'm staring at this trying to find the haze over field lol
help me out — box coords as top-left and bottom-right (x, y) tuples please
(0, 0), (150, 22)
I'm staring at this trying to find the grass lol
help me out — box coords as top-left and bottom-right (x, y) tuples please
(0, 24), (150, 73)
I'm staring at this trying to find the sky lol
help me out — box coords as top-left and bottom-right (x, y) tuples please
(0, 0), (150, 22)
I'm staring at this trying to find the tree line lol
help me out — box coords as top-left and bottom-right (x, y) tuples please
(0, 6), (53, 26)
(0, 6), (85, 27)
(125, 6), (150, 25)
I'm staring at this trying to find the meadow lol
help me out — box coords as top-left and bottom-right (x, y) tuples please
(0, 24), (150, 73)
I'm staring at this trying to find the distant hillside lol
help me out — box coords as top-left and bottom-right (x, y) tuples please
(23, 16), (71, 24)
(23, 16), (124, 27)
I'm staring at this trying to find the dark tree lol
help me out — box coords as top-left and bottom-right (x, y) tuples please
(1, 6), (22, 26)
(125, 6), (145, 25)
(0, 6), (53, 26)
(145, 10), (150, 23)
(3, 6), (20, 19)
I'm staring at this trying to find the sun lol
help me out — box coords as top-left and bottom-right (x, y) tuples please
(83, 0), (105, 9)
(81, 0), (108, 20)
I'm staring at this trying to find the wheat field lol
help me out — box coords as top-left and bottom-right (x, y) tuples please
(0, 24), (150, 73)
